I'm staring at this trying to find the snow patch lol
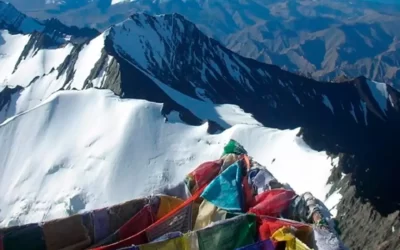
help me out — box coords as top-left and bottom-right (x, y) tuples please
(292, 92), (301, 105)
(209, 59), (222, 75)
(217, 47), (243, 83)
(233, 55), (251, 74)
(111, 0), (129, 4)
(0, 31), (30, 86)
(147, 72), (261, 128)
(366, 80), (389, 114)
(175, 18), (184, 32)
(360, 101), (368, 125)
(238, 128), (337, 202)
(322, 95), (334, 113)
(324, 190), (342, 217)
(349, 103), (358, 123)
(257, 68), (271, 80)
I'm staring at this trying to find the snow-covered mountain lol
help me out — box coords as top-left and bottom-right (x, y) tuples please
(0, 3), (400, 249)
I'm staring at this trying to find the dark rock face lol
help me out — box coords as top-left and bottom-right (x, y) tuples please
(42, 18), (100, 43)
(0, 86), (23, 111)
(55, 43), (85, 87)
(336, 184), (400, 250)
(301, 120), (400, 248)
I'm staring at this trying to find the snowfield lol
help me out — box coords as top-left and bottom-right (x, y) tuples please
(0, 88), (339, 227)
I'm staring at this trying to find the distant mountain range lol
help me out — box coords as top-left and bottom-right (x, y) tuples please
(6, 0), (400, 89)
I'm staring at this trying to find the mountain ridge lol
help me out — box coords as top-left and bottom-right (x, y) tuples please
(0, 3), (399, 249)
